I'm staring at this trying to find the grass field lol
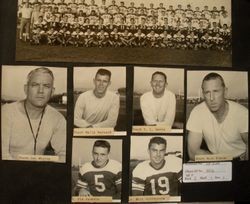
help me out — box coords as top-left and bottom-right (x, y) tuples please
(16, 38), (232, 67)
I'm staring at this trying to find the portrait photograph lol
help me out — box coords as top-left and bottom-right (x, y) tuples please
(186, 70), (248, 162)
(133, 67), (184, 133)
(73, 66), (126, 135)
(71, 138), (123, 202)
(15, 0), (231, 67)
(129, 135), (182, 202)
(1, 65), (67, 163)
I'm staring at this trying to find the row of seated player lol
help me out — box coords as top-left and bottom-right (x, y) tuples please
(30, 28), (231, 50)
(29, 12), (230, 30)
(30, 15), (231, 34)
(19, 0), (229, 21)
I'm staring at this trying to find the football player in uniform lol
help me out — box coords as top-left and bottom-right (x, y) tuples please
(108, 0), (119, 15)
(75, 140), (122, 199)
(132, 137), (182, 196)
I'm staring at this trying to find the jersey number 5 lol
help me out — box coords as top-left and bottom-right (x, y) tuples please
(150, 176), (170, 195)
(94, 174), (106, 192)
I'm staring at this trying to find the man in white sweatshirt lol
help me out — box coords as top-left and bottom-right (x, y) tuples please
(140, 71), (176, 128)
(74, 68), (120, 128)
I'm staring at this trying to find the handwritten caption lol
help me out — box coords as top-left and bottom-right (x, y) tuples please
(183, 162), (232, 183)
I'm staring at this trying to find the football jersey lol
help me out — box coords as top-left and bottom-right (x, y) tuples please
(132, 155), (182, 196)
(68, 3), (78, 13)
(77, 159), (122, 197)
(119, 6), (127, 15)
(88, 4), (98, 15)
(108, 5), (119, 15)
(101, 13), (112, 25)
(78, 3), (88, 14)
(113, 13), (124, 24)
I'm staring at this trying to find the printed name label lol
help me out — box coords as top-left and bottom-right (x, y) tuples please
(132, 125), (171, 133)
(195, 154), (233, 161)
(129, 195), (171, 202)
(17, 155), (59, 162)
(72, 196), (112, 203)
(74, 128), (114, 136)
(183, 162), (232, 183)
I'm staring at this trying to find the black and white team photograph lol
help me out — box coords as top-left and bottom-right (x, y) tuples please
(73, 66), (126, 134)
(186, 70), (248, 162)
(71, 138), (122, 202)
(129, 135), (182, 202)
(1, 65), (67, 163)
(16, 0), (231, 66)
(133, 67), (184, 133)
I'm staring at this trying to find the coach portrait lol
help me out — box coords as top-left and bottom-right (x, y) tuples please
(74, 68), (120, 128)
(1, 67), (66, 162)
(187, 72), (248, 161)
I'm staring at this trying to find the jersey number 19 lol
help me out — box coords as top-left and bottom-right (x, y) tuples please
(150, 176), (170, 195)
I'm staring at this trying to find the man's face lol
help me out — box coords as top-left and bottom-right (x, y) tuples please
(148, 143), (166, 167)
(92, 147), (109, 168)
(25, 72), (54, 108)
(151, 74), (166, 96)
(202, 78), (226, 113)
(93, 74), (110, 95)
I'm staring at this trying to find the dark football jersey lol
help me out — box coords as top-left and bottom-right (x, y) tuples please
(77, 159), (122, 198)
(132, 155), (182, 196)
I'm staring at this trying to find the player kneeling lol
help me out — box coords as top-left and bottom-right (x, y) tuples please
(146, 31), (160, 48)
(120, 29), (134, 47)
(84, 29), (97, 47)
(57, 27), (72, 46)
(186, 31), (199, 50)
(159, 31), (173, 48)
(71, 28), (84, 47)
(96, 30), (109, 47)
(173, 30), (186, 49)
(110, 28), (122, 47)
(30, 27), (45, 45)
(46, 27), (59, 45)
(133, 29), (146, 47)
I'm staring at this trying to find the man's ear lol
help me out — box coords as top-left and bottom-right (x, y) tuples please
(51, 87), (55, 96)
(108, 80), (111, 86)
(224, 86), (228, 98)
(24, 84), (28, 95)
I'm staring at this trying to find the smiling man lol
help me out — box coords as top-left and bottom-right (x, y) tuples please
(1, 67), (66, 162)
(131, 137), (182, 196)
(76, 140), (122, 198)
(140, 71), (176, 127)
(187, 72), (249, 161)
(74, 68), (120, 128)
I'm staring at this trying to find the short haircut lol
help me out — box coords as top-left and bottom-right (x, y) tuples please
(27, 67), (54, 85)
(151, 71), (167, 82)
(148, 137), (167, 149)
(93, 140), (111, 153)
(201, 72), (225, 89)
(95, 68), (111, 79)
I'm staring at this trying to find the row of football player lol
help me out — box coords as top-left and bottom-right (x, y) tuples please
(29, 28), (231, 50)
(31, 19), (231, 38)
(19, 0), (229, 20)
(27, 11), (230, 31)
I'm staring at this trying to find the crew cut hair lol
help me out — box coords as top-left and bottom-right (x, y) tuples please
(151, 71), (167, 82)
(27, 67), (54, 85)
(202, 72), (225, 89)
(148, 137), (167, 149)
(95, 68), (111, 79)
(93, 140), (111, 153)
